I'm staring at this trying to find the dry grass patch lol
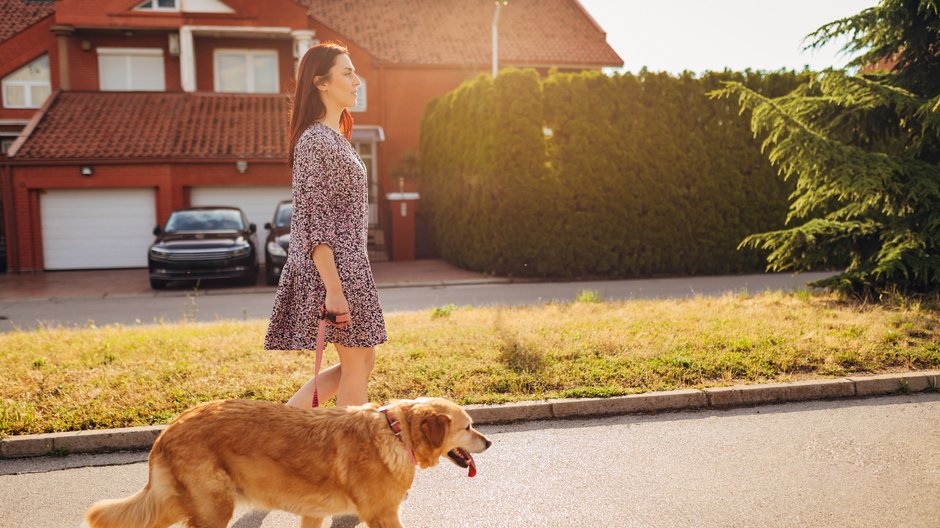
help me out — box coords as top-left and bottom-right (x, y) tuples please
(1, 291), (938, 436)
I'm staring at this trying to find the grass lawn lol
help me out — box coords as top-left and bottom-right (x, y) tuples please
(2, 290), (939, 436)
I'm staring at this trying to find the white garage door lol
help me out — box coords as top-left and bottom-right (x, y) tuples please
(41, 188), (156, 270)
(190, 186), (291, 263)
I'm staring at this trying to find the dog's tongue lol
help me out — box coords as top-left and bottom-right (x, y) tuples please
(467, 452), (477, 478)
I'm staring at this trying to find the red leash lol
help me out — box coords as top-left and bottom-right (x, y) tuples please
(312, 306), (350, 407)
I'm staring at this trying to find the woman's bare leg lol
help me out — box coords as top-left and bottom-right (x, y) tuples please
(286, 363), (343, 409)
(334, 344), (375, 406)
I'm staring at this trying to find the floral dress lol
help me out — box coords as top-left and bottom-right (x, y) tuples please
(264, 121), (387, 349)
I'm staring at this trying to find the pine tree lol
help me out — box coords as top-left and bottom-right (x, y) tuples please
(712, 0), (940, 296)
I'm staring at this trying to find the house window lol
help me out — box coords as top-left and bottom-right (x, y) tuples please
(135, 0), (179, 11)
(98, 48), (166, 91)
(2, 55), (51, 109)
(214, 50), (279, 93)
(1, 137), (17, 156)
(350, 78), (366, 113)
(0, 122), (26, 156)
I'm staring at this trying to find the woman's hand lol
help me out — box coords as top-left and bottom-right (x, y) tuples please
(325, 289), (350, 318)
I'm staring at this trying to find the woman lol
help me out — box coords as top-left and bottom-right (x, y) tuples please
(264, 42), (387, 408)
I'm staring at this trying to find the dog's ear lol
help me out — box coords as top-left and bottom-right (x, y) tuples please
(420, 412), (450, 450)
(406, 404), (452, 467)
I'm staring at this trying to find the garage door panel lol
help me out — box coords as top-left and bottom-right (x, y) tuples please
(41, 189), (156, 270)
(43, 213), (153, 225)
(43, 224), (149, 239)
(42, 234), (145, 249)
(190, 186), (291, 264)
(45, 247), (146, 264)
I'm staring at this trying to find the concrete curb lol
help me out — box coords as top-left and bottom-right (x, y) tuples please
(703, 379), (856, 407)
(377, 278), (522, 289)
(2, 371), (937, 459)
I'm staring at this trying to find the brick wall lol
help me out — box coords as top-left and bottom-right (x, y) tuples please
(6, 160), (290, 271)
(0, 16), (57, 121)
(68, 32), (181, 92)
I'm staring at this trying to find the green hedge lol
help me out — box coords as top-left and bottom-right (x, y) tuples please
(420, 68), (810, 278)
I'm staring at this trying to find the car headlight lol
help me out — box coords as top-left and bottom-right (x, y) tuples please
(231, 245), (252, 257)
(150, 247), (170, 258)
(267, 241), (287, 257)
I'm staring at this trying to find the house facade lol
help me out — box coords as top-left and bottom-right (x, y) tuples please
(0, 0), (622, 273)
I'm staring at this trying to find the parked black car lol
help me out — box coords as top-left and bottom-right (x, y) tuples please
(263, 200), (292, 285)
(148, 207), (258, 289)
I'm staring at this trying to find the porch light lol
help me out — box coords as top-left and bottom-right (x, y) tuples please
(80, 165), (93, 177)
(168, 33), (180, 56)
(236, 160), (248, 174)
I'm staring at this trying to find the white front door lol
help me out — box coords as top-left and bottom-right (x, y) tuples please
(189, 186), (291, 263)
(40, 188), (156, 270)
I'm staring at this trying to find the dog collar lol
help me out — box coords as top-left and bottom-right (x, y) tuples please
(379, 407), (418, 466)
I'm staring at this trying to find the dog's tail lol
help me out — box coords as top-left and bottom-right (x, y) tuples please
(85, 485), (159, 528)
(86, 465), (177, 528)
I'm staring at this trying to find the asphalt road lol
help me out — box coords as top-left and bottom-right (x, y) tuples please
(0, 271), (836, 331)
(1, 392), (938, 527)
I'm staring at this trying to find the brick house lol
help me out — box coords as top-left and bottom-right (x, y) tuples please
(0, 0), (621, 273)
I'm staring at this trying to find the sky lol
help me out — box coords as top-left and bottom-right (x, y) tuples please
(577, 0), (881, 74)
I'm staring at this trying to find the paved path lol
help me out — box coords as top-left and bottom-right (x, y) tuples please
(2, 392), (938, 527)
(0, 271), (836, 331)
(0, 260), (494, 300)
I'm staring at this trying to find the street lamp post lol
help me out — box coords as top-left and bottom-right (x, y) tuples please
(492, 0), (508, 77)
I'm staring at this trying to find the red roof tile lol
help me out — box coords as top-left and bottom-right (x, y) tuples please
(307, 0), (622, 67)
(0, 0), (54, 43)
(13, 91), (290, 161)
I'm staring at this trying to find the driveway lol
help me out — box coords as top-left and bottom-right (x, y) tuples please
(0, 260), (506, 300)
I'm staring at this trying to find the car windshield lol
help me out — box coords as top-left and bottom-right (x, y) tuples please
(275, 203), (293, 228)
(165, 210), (244, 232)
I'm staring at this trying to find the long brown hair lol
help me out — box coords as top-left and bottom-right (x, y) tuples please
(288, 42), (354, 166)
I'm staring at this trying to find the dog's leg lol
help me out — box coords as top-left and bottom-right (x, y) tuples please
(361, 511), (404, 528)
(300, 516), (325, 528)
(184, 508), (234, 528)
(182, 499), (234, 528)
(178, 489), (234, 528)
(171, 464), (236, 528)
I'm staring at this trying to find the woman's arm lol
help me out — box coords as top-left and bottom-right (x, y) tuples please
(292, 132), (349, 314)
(311, 245), (349, 314)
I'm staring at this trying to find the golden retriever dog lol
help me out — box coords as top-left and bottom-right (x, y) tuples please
(86, 397), (491, 528)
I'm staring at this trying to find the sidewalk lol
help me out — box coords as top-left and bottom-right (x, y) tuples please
(0, 259), (511, 300)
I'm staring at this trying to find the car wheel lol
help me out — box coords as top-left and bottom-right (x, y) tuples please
(150, 278), (167, 290)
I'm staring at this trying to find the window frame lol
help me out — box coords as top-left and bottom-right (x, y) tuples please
(353, 141), (379, 226)
(96, 47), (166, 92)
(1, 55), (52, 109)
(213, 49), (280, 94)
(1, 137), (18, 156)
(134, 0), (180, 12)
